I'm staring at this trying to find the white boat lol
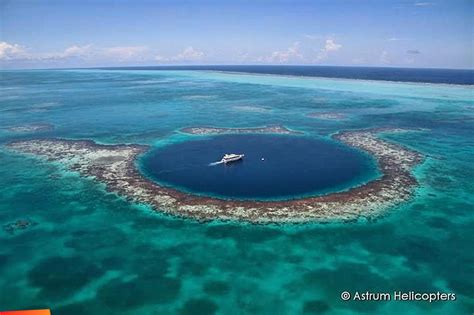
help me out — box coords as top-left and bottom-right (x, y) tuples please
(221, 153), (244, 163)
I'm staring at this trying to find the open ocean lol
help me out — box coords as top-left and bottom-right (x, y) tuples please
(99, 65), (474, 85)
(0, 66), (473, 314)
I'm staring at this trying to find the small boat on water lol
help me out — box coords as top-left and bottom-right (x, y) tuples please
(221, 153), (244, 163)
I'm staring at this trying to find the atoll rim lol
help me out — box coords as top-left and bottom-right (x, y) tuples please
(7, 128), (424, 223)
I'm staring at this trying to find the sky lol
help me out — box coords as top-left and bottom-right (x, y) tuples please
(0, 0), (473, 69)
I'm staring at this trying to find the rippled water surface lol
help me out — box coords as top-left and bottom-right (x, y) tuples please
(0, 69), (473, 314)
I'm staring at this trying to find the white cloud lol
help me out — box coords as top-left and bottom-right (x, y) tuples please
(172, 46), (204, 61)
(154, 46), (205, 63)
(35, 45), (92, 61)
(61, 45), (92, 58)
(414, 2), (434, 6)
(1, 42), (152, 64)
(101, 46), (148, 61)
(324, 39), (342, 52)
(266, 42), (303, 63)
(316, 39), (342, 61)
(0, 41), (26, 60)
(237, 51), (250, 62)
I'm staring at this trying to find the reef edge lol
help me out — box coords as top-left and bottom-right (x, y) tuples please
(6, 128), (424, 224)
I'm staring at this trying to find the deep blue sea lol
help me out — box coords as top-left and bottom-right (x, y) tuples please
(0, 66), (473, 315)
(99, 65), (474, 85)
(141, 134), (377, 200)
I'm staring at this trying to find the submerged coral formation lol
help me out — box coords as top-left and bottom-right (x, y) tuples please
(3, 219), (38, 234)
(180, 125), (301, 135)
(4, 123), (54, 133)
(307, 112), (348, 120)
(7, 128), (423, 223)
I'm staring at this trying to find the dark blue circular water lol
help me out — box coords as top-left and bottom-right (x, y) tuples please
(140, 135), (377, 200)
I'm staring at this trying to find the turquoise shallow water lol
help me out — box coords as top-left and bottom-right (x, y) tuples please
(0, 69), (473, 314)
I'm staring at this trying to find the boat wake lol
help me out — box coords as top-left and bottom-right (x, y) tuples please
(208, 161), (224, 166)
(209, 153), (244, 166)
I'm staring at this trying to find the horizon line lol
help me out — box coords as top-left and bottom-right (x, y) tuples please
(2, 64), (474, 71)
